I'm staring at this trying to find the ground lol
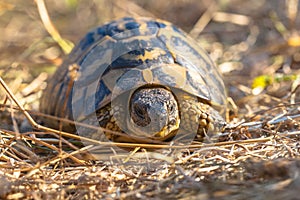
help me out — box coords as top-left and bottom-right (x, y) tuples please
(0, 0), (300, 199)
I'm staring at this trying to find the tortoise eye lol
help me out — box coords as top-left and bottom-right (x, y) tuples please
(134, 104), (145, 119)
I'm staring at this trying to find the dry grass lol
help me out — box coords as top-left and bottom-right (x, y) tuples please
(0, 0), (300, 199)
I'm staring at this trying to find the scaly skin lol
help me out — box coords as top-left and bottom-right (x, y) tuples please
(92, 88), (226, 143)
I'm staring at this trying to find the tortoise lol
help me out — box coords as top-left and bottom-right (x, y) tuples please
(40, 17), (227, 143)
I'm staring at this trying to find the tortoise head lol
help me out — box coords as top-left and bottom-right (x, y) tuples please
(128, 87), (180, 140)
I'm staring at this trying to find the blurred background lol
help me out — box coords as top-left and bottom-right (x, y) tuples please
(0, 1), (300, 199)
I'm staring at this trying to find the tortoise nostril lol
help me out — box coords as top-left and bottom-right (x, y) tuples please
(169, 105), (174, 112)
(169, 119), (176, 126)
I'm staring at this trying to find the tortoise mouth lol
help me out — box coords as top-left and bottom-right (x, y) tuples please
(128, 86), (179, 139)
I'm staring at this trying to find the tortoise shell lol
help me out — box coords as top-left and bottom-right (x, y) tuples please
(40, 17), (226, 135)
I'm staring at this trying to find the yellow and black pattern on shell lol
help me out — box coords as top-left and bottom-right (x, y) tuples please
(40, 17), (227, 133)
